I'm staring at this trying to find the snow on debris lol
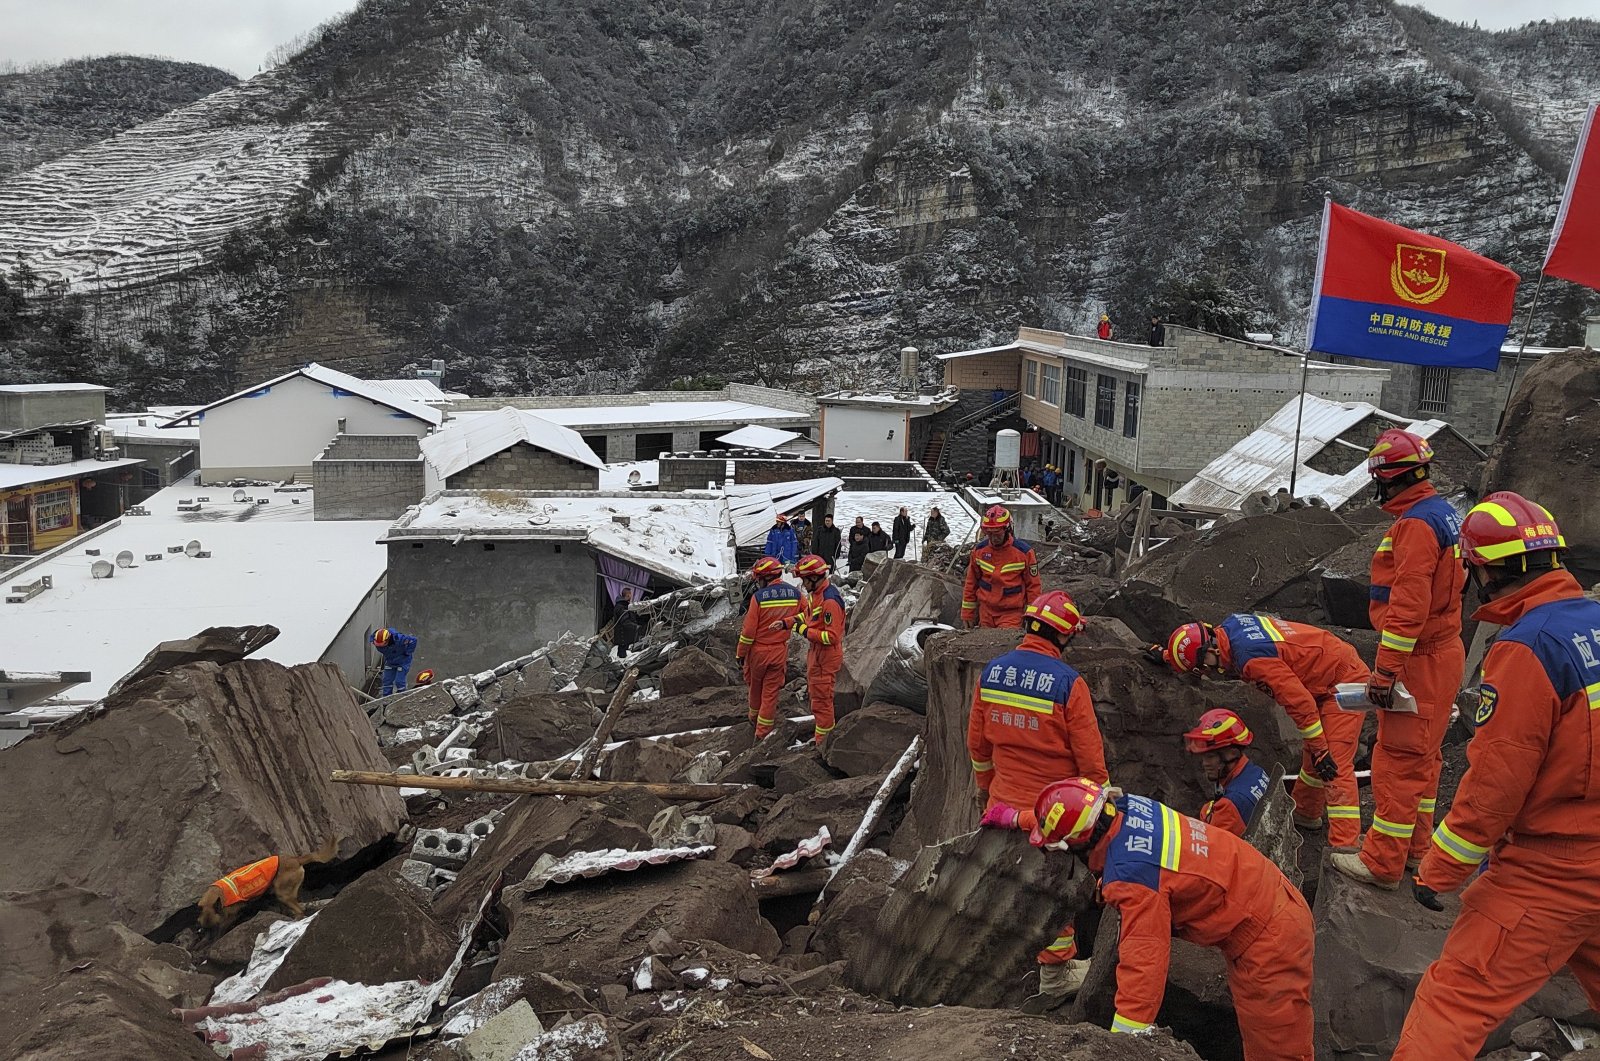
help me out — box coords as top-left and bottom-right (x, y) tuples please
(509, 1016), (614, 1061)
(521, 844), (716, 892)
(209, 913), (317, 1005)
(751, 826), (831, 880)
(441, 975), (527, 1037)
(199, 978), (437, 1061)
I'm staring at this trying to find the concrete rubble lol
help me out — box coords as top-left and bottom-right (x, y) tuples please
(11, 431), (1600, 1061)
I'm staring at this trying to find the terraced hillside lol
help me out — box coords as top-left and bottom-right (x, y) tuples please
(0, 0), (1596, 402)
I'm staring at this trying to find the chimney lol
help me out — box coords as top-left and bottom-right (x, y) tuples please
(899, 346), (919, 392)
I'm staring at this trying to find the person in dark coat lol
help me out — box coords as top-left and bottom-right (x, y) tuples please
(1149, 315), (1166, 347)
(608, 587), (643, 657)
(924, 506), (950, 547)
(866, 521), (893, 554)
(813, 514), (842, 568)
(847, 516), (871, 573)
(892, 507), (915, 559)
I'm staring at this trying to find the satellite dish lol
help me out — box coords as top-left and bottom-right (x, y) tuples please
(677, 538), (695, 556)
(184, 540), (202, 557)
(232, 489), (247, 503)
(90, 559), (114, 579)
(627, 470), (642, 486)
(528, 514), (551, 526)
(115, 550), (135, 568)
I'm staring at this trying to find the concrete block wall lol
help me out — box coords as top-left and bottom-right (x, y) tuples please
(1331, 355), (1532, 446)
(658, 457), (726, 491)
(313, 433), (426, 521)
(0, 390), (106, 434)
(448, 443), (601, 492)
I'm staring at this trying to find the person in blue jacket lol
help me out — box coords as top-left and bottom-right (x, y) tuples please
(372, 627), (418, 695)
(763, 513), (799, 564)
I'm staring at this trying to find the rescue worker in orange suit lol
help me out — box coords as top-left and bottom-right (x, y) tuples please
(1185, 708), (1271, 838)
(792, 554), (846, 745)
(1031, 778), (1314, 1061)
(735, 557), (803, 739)
(969, 590), (1107, 997)
(1393, 494), (1600, 1060)
(1330, 428), (1466, 889)
(1165, 614), (1367, 849)
(962, 505), (1041, 629)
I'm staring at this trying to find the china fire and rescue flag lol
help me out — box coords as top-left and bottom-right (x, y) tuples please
(1544, 103), (1600, 292)
(1306, 201), (1520, 371)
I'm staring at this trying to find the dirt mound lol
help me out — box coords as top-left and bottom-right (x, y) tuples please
(0, 656), (402, 936)
(264, 867), (456, 991)
(1486, 347), (1600, 580)
(0, 966), (215, 1061)
(633, 996), (1202, 1061)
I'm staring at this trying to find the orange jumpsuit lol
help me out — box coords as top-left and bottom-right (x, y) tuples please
(1214, 614), (1369, 847)
(1090, 796), (1314, 1060)
(961, 534), (1041, 628)
(1394, 570), (1600, 1060)
(799, 578), (847, 744)
(213, 855), (280, 906)
(1197, 755), (1271, 838)
(736, 579), (803, 737)
(1359, 481), (1467, 882)
(968, 633), (1107, 963)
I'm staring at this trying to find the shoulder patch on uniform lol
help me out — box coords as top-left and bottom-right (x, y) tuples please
(1474, 684), (1498, 727)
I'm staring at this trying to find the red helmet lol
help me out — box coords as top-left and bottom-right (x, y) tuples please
(794, 554), (830, 578)
(1165, 622), (1214, 675)
(1367, 428), (1434, 481)
(980, 505), (1012, 533)
(1459, 492), (1566, 568)
(1029, 777), (1112, 849)
(1183, 708), (1253, 753)
(775, 513), (789, 524)
(414, 668), (435, 686)
(373, 628), (392, 647)
(751, 557), (784, 581)
(1025, 590), (1085, 639)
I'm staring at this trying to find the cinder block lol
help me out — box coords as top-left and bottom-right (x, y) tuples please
(411, 828), (473, 869)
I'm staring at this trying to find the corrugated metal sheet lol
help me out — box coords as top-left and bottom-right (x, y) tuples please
(420, 406), (604, 478)
(727, 477), (844, 547)
(717, 424), (803, 449)
(522, 844), (715, 892)
(1170, 395), (1450, 511)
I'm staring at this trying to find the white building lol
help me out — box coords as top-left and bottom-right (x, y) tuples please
(164, 363), (444, 483)
(816, 389), (961, 462)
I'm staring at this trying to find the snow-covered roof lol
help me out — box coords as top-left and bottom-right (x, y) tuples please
(934, 342), (1026, 361)
(1, 482), (390, 703)
(105, 412), (200, 442)
(0, 456), (144, 491)
(598, 460), (659, 490)
(0, 383), (109, 393)
(163, 363), (444, 428)
(829, 490), (978, 550)
(725, 477), (845, 546)
(1169, 395), (1462, 512)
(420, 407), (603, 479)
(385, 490), (736, 585)
(366, 379), (467, 405)
(445, 399), (811, 431)
(717, 424), (804, 449)
(818, 388), (961, 412)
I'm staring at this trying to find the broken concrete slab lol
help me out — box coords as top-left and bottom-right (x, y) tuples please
(0, 656), (402, 936)
(374, 684), (459, 729)
(494, 860), (780, 990)
(509, 1015), (622, 1060)
(822, 701), (925, 777)
(836, 560), (965, 714)
(0, 967), (218, 1061)
(461, 997), (544, 1061)
(106, 623), (279, 697)
(756, 773), (889, 854)
(849, 827), (1093, 1009)
(659, 645), (736, 698)
(434, 795), (652, 929)
(264, 867), (457, 992)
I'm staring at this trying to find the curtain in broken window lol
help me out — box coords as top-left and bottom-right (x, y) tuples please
(598, 552), (650, 604)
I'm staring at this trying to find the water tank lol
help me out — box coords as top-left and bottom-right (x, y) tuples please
(994, 429), (1021, 473)
(899, 346), (919, 390)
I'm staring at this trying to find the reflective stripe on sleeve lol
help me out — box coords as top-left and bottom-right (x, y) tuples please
(1432, 822), (1489, 865)
(1380, 630), (1417, 653)
(971, 759), (993, 773)
(1296, 769), (1324, 789)
(1298, 719), (1325, 740)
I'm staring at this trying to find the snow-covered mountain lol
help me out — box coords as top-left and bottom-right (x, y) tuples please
(0, 0), (1596, 403)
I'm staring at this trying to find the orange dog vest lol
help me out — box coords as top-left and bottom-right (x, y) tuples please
(213, 855), (280, 906)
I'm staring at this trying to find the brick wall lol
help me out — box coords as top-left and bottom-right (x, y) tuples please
(1330, 354), (1537, 446)
(313, 433), (426, 521)
(448, 443), (601, 491)
(941, 350), (1022, 390)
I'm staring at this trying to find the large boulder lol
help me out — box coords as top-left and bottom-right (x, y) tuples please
(836, 560), (965, 713)
(0, 967), (217, 1061)
(493, 860), (780, 990)
(264, 868), (457, 991)
(822, 702), (925, 778)
(1486, 346), (1600, 581)
(609, 685), (754, 741)
(106, 624), (279, 697)
(659, 646), (736, 697)
(471, 691), (601, 763)
(0, 657), (402, 936)
(755, 774), (888, 853)
(602, 739), (696, 783)
(809, 849), (905, 965)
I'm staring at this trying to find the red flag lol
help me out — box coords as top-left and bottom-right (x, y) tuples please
(1544, 103), (1600, 291)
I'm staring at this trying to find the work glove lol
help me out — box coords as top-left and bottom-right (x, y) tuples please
(1411, 875), (1444, 912)
(1143, 643), (1168, 666)
(980, 803), (1022, 829)
(1367, 668), (1398, 711)
(1312, 747), (1339, 783)
(792, 619), (809, 639)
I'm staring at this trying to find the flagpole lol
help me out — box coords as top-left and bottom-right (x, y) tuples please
(1288, 351), (1311, 497)
(1495, 269), (1549, 434)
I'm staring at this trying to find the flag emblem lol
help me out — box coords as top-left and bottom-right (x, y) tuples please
(1391, 244), (1449, 305)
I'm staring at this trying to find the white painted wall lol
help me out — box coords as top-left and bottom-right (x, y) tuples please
(822, 406), (908, 461)
(198, 375), (432, 479)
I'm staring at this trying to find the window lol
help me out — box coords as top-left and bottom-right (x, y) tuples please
(1040, 364), (1062, 405)
(31, 488), (74, 533)
(1065, 366), (1087, 418)
(1417, 366), (1450, 415)
(1123, 380), (1141, 438)
(1066, 448), (1076, 481)
(1024, 360), (1038, 398)
(1094, 375), (1117, 429)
